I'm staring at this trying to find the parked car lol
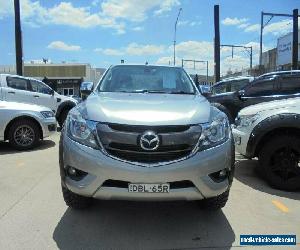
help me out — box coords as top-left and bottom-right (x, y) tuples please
(59, 65), (235, 210)
(207, 70), (300, 123)
(232, 97), (300, 191)
(0, 74), (78, 127)
(0, 101), (56, 150)
(197, 84), (211, 96)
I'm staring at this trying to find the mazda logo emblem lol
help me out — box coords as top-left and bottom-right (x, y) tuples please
(140, 131), (160, 151)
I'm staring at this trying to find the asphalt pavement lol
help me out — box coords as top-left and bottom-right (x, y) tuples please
(0, 132), (299, 250)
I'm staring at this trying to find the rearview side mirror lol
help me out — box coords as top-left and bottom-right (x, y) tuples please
(80, 82), (94, 100)
(238, 90), (245, 100)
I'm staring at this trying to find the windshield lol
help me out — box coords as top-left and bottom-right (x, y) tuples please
(97, 65), (195, 94)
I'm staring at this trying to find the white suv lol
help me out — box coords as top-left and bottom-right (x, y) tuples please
(0, 74), (78, 126)
(232, 97), (300, 191)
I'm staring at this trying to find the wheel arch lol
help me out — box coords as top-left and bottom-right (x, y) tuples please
(4, 115), (43, 141)
(247, 113), (300, 158)
(56, 101), (76, 120)
(211, 102), (234, 123)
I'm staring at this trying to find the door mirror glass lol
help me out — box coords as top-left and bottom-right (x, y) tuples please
(80, 82), (94, 100)
(238, 89), (245, 99)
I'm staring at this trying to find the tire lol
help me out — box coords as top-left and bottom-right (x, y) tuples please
(199, 189), (230, 210)
(58, 108), (70, 128)
(62, 185), (92, 209)
(211, 103), (234, 124)
(8, 119), (40, 150)
(258, 135), (300, 191)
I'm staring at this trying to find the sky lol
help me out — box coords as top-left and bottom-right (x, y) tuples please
(0, 0), (299, 75)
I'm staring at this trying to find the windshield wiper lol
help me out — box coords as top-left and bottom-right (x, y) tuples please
(168, 91), (194, 95)
(133, 89), (168, 94)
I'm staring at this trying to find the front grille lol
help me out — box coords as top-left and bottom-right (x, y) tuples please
(108, 142), (191, 152)
(97, 123), (201, 164)
(107, 124), (191, 133)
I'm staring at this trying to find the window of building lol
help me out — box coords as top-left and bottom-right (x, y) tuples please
(62, 88), (74, 96)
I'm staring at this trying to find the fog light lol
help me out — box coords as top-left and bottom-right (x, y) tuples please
(68, 167), (77, 175)
(219, 169), (227, 177)
(209, 169), (228, 183)
(66, 166), (88, 181)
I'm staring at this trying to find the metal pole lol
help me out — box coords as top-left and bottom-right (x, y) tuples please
(206, 61), (209, 81)
(250, 46), (253, 69)
(259, 11), (263, 66)
(173, 40), (176, 66)
(292, 9), (298, 70)
(181, 59), (183, 67)
(214, 5), (220, 82)
(173, 8), (182, 66)
(14, 0), (23, 75)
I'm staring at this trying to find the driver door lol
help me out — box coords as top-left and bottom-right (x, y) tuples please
(240, 78), (279, 108)
(29, 79), (57, 112)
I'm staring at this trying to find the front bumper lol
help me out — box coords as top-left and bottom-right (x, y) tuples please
(60, 132), (234, 201)
(40, 117), (57, 138)
(232, 127), (250, 157)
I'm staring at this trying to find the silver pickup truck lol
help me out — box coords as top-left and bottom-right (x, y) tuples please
(59, 64), (235, 210)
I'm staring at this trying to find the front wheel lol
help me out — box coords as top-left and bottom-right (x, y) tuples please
(199, 189), (230, 210)
(258, 135), (300, 191)
(8, 119), (40, 150)
(62, 185), (92, 209)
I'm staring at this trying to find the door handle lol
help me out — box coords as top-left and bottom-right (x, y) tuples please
(8, 91), (15, 94)
(33, 95), (40, 98)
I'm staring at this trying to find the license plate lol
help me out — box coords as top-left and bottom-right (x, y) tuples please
(128, 183), (170, 193)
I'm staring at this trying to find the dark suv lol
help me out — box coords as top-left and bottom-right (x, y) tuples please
(206, 71), (300, 123)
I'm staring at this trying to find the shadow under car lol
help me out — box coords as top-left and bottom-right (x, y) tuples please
(53, 200), (235, 250)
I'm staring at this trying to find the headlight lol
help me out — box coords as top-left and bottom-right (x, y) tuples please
(66, 109), (99, 149)
(41, 111), (54, 118)
(199, 107), (230, 150)
(237, 114), (260, 127)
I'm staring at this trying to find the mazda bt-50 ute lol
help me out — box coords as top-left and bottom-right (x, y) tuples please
(59, 65), (235, 210)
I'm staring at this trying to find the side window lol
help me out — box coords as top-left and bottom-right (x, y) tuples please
(230, 79), (249, 92)
(278, 76), (300, 95)
(212, 83), (227, 94)
(246, 79), (276, 97)
(30, 80), (52, 95)
(6, 76), (29, 91)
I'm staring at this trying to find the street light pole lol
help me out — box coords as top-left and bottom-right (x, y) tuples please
(14, 0), (23, 75)
(173, 8), (182, 66)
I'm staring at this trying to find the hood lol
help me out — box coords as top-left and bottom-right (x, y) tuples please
(78, 92), (211, 125)
(55, 92), (78, 104)
(239, 97), (300, 116)
(0, 101), (51, 112)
